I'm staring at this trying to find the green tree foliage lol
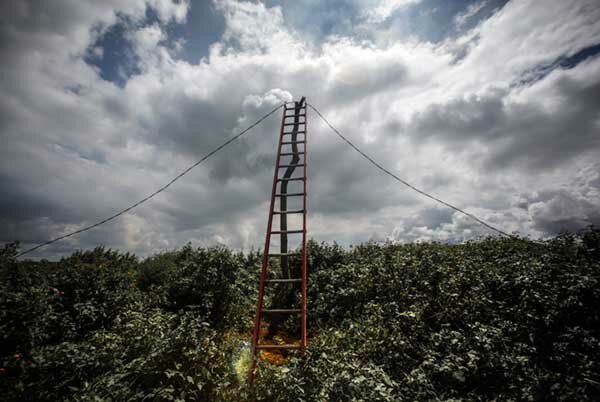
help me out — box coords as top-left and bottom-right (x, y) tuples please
(1, 229), (599, 401)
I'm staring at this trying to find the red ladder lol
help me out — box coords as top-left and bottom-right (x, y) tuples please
(248, 97), (308, 384)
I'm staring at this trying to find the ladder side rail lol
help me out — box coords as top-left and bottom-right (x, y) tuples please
(301, 102), (308, 353)
(248, 104), (287, 384)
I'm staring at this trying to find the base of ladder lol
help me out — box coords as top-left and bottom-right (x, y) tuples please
(256, 344), (301, 350)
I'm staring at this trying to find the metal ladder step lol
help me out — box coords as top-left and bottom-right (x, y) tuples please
(261, 309), (301, 314)
(280, 152), (305, 156)
(278, 163), (305, 168)
(265, 278), (302, 283)
(283, 113), (306, 118)
(282, 131), (306, 135)
(256, 344), (301, 350)
(268, 252), (300, 257)
(271, 229), (304, 234)
(275, 192), (304, 197)
(273, 209), (304, 214)
(281, 141), (306, 145)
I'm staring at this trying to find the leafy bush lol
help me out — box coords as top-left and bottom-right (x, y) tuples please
(1, 229), (599, 401)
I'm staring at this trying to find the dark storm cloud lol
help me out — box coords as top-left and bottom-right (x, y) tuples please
(419, 207), (454, 229)
(154, 175), (272, 232)
(520, 189), (600, 234)
(308, 140), (422, 216)
(408, 89), (507, 141)
(389, 206), (483, 243)
(208, 141), (273, 183)
(406, 63), (600, 170)
(490, 75), (600, 170)
(144, 96), (239, 155)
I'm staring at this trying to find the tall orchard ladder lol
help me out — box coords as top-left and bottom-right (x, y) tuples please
(248, 97), (308, 384)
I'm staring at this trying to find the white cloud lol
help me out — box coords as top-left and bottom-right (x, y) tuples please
(1, 0), (600, 258)
(454, 1), (487, 29)
(215, 0), (301, 54)
(147, 0), (189, 23)
(363, 0), (423, 24)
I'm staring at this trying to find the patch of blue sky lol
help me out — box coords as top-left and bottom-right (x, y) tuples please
(84, 16), (141, 87)
(85, 1), (224, 87)
(376, 0), (510, 42)
(266, 0), (510, 44)
(265, 0), (364, 42)
(84, 0), (516, 87)
(173, 0), (225, 63)
(513, 43), (600, 88)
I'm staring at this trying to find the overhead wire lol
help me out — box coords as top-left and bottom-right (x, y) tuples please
(308, 103), (514, 239)
(16, 103), (284, 258)
(18, 100), (528, 258)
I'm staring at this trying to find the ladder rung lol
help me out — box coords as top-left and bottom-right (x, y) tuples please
(268, 252), (300, 257)
(273, 209), (304, 214)
(282, 131), (306, 135)
(283, 123), (306, 127)
(275, 193), (304, 197)
(278, 164), (305, 168)
(271, 230), (304, 234)
(256, 344), (301, 349)
(284, 106), (306, 111)
(261, 309), (301, 314)
(281, 141), (306, 145)
(284, 114), (306, 118)
(280, 152), (305, 156)
(265, 278), (302, 283)
(277, 177), (303, 182)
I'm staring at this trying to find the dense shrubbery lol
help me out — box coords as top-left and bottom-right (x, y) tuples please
(1, 229), (599, 401)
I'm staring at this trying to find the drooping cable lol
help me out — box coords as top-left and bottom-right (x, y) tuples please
(16, 103), (284, 258)
(308, 103), (514, 239)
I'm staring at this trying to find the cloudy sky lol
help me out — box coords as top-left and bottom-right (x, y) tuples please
(1, 0), (599, 259)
